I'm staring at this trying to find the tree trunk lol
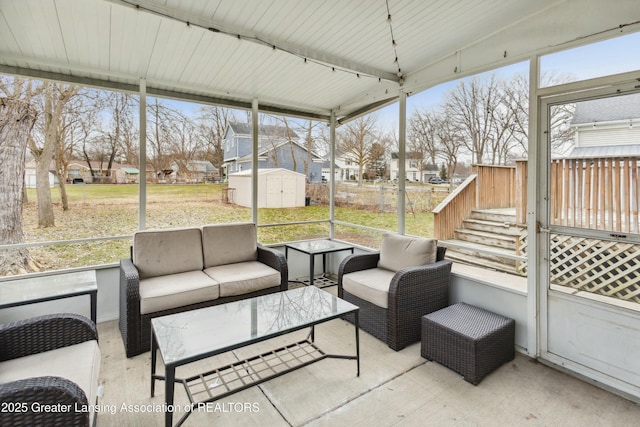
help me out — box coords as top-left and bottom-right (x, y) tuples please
(0, 98), (38, 275)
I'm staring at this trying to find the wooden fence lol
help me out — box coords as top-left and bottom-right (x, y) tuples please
(433, 175), (477, 240)
(551, 157), (640, 233)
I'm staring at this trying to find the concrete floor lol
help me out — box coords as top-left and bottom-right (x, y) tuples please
(96, 293), (640, 427)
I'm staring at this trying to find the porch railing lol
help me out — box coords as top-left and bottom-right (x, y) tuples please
(551, 157), (640, 233)
(433, 175), (477, 240)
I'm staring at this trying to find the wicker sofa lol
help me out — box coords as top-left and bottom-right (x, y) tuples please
(0, 313), (101, 427)
(119, 223), (288, 357)
(338, 233), (452, 351)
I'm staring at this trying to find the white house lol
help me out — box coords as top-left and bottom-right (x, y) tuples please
(389, 152), (439, 182)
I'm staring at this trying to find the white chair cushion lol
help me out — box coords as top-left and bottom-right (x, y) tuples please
(204, 261), (281, 297)
(342, 267), (396, 309)
(378, 233), (437, 272)
(133, 227), (204, 279)
(139, 270), (219, 314)
(202, 223), (258, 268)
(0, 340), (100, 425)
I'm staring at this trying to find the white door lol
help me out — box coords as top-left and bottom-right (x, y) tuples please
(539, 87), (640, 400)
(266, 174), (283, 208)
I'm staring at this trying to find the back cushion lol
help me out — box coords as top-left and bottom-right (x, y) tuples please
(133, 227), (203, 279)
(202, 223), (258, 268)
(378, 233), (437, 272)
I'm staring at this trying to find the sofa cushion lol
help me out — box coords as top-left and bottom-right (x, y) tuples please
(133, 227), (204, 279)
(342, 267), (396, 309)
(139, 270), (219, 314)
(204, 261), (281, 297)
(378, 233), (437, 272)
(202, 223), (258, 268)
(0, 340), (100, 424)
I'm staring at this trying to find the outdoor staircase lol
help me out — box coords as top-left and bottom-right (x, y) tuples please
(442, 209), (526, 275)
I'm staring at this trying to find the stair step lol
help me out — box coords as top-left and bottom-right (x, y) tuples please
(462, 218), (524, 236)
(470, 209), (517, 223)
(453, 228), (516, 250)
(445, 250), (518, 274)
(443, 239), (519, 264)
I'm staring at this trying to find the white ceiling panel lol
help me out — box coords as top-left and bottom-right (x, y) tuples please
(0, 0), (639, 121)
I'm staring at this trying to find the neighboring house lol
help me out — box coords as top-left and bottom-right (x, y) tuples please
(170, 160), (218, 183)
(321, 151), (357, 182)
(24, 161), (56, 188)
(389, 152), (439, 182)
(26, 160), (140, 185)
(566, 92), (640, 159)
(222, 122), (325, 183)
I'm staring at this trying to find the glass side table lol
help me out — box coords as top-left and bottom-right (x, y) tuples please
(0, 270), (97, 323)
(285, 240), (354, 287)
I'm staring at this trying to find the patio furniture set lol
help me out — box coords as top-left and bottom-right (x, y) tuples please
(0, 225), (515, 427)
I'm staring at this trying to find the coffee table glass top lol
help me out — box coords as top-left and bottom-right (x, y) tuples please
(285, 239), (353, 254)
(151, 286), (358, 365)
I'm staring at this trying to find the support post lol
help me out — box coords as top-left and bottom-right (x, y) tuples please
(398, 91), (407, 234)
(138, 78), (147, 230)
(251, 99), (259, 224)
(329, 111), (336, 239)
(528, 55), (540, 358)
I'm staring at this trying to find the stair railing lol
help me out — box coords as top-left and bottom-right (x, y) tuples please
(433, 175), (477, 240)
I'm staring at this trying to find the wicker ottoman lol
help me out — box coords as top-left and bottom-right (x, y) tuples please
(421, 303), (515, 385)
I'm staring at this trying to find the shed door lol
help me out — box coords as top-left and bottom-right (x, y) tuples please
(539, 88), (640, 399)
(266, 174), (283, 208)
(281, 175), (297, 207)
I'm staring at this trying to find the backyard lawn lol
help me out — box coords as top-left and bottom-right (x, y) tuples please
(20, 183), (444, 272)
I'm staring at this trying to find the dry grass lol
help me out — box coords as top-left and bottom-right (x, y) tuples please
(16, 183), (447, 273)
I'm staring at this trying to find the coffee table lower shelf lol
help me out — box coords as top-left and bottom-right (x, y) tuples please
(154, 335), (357, 426)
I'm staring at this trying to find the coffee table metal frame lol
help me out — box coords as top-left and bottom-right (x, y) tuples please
(150, 287), (359, 427)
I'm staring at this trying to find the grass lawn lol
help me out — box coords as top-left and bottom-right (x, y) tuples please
(19, 183), (443, 273)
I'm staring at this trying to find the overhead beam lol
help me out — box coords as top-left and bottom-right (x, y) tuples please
(0, 63), (331, 122)
(106, 0), (400, 83)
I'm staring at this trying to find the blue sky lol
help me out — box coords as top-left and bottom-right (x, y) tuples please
(375, 31), (640, 130)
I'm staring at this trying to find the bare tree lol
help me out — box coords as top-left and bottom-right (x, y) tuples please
(197, 105), (233, 177)
(408, 109), (439, 169)
(28, 82), (81, 226)
(435, 113), (464, 183)
(337, 115), (381, 185)
(0, 86), (38, 274)
(444, 76), (502, 165)
(147, 98), (182, 181)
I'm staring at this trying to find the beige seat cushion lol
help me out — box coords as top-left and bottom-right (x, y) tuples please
(133, 227), (204, 279)
(205, 261), (281, 297)
(0, 340), (100, 424)
(139, 270), (219, 314)
(342, 267), (396, 309)
(378, 233), (437, 272)
(202, 223), (258, 268)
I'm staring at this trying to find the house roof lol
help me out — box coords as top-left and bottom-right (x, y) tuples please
(564, 144), (640, 159)
(2, 1), (638, 124)
(228, 122), (300, 139)
(572, 93), (640, 125)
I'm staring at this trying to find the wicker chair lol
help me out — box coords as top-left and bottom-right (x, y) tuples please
(0, 313), (100, 427)
(338, 234), (452, 351)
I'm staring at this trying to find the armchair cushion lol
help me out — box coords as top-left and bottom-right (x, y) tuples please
(205, 261), (281, 297)
(133, 227), (204, 278)
(139, 270), (219, 315)
(378, 233), (437, 272)
(342, 267), (396, 309)
(0, 340), (100, 414)
(202, 223), (258, 268)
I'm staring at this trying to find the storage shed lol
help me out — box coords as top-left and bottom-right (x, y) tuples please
(228, 168), (306, 208)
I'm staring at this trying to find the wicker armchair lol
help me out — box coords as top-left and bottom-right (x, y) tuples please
(338, 234), (452, 351)
(0, 313), (100, 427)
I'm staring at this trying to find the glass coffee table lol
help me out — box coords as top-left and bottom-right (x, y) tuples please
(151, 286), (359, 427)
(285, 240), (354, 287)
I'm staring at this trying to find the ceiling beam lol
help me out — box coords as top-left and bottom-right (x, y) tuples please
(105, 0), (400, 83)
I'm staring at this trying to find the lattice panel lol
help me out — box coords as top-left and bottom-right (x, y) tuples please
(516, 229), (528, 276)
(549, 234), (640, 304)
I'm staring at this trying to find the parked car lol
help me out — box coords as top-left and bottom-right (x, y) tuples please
(428, 176), (445, 184)
(72, 178), (85, 184)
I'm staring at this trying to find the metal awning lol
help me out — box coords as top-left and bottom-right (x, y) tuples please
(1, 0), (639, 122)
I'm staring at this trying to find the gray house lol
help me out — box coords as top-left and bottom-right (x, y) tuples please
(222, 122), (325, 182)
